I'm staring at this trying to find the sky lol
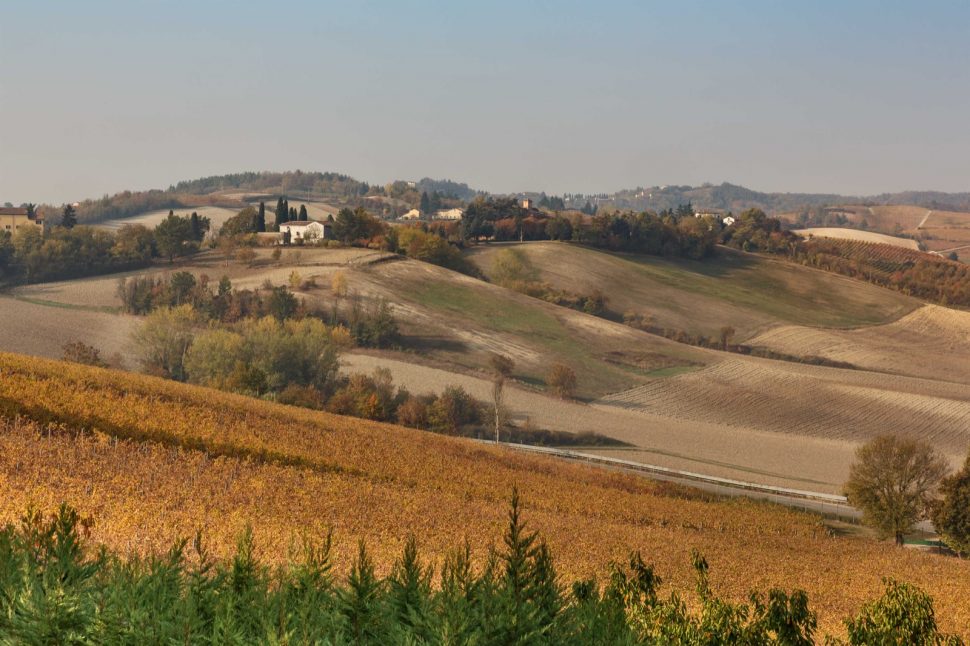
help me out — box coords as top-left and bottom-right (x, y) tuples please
(3, 0), (970, 204)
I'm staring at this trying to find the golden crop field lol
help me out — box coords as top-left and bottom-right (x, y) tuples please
(1, 351), (969, 636)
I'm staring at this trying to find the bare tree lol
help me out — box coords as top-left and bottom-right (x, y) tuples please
(490, 354), (515, 442)
(845, 435), (950, 546)
(719, 326), (735, 351)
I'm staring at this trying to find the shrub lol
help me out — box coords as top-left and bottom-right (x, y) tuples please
(547, 363), (577, 399)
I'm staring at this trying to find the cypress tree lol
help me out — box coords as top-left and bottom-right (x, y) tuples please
(275, 198), (286, 227)
(257, 202), (266, 232)
(283, 199), (289, 219)
(299, 204), (308, 221)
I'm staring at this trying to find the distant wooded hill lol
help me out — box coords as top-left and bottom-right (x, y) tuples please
(579, 183), (970, 215)
(41, 172), (970, 226)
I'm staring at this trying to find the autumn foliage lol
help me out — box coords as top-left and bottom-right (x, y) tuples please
(0, 352), (969, 636)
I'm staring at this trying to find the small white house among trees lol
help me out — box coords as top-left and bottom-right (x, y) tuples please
(434, 208), (464, 221)
(279, 221), (331, 244)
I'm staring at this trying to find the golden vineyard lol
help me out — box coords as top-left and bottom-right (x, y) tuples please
(0, 351), (968, 636)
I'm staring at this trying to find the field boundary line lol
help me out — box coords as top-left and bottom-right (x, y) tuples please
(488, 440), (849, 504)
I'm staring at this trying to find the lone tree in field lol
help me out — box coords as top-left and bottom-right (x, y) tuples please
(719, 326), (735, 351)
(547, 363), (577, 400)
(844, 435), (949, 546)
(931, 452), (970, 557)
(490, 354), (515, 442)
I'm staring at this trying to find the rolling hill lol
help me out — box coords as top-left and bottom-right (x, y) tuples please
(4, 243), (970, 493)
(1, 351), (969, 636)
(466, 242), (919, 342)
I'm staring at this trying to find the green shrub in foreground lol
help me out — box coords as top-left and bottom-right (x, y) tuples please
(0, 491), (961, 645)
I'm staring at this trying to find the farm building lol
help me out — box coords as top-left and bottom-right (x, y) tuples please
(279, 220), (331, 244)
(434, 208), (464, 221)
(722, 216), (736, 226)
(0, 207), (45, 233)
(401, 209), (422, 220)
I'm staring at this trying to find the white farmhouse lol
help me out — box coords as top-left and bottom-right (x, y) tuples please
(279, 220), (331, 244)
(722, 216), (736, 226)
(434, 207), (464, 221)
(401, 208), (422, 220)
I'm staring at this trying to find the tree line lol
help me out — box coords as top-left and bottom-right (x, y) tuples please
(723, 209), (970, 306)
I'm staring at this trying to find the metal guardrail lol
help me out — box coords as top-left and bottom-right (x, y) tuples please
(487, 440), (850, 505)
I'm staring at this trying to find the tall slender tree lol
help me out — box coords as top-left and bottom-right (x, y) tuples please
(299, 204), (308, 221)
(257, 202), (266, 232)
(275, 197), (286, 228)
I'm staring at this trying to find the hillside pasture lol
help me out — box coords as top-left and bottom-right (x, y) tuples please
(332, 257), (710, 398)
(793, 227), (920, 250)
(467, 242), (918, 341)
(1, 352), (969, 636)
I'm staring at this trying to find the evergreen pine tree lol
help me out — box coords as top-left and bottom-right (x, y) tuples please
(61, 203), (77, 229)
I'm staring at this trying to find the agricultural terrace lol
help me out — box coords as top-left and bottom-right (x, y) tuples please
(1, 352), (969, 636)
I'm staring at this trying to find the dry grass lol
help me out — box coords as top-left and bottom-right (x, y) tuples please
(1, 352), (969, 636)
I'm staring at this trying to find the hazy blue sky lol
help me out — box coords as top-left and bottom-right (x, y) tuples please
(3, 1), (970, 204)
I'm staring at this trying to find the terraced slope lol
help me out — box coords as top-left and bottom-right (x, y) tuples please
(1, 352), (969, 636)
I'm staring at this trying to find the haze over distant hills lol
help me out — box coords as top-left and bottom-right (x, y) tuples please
(12, 171), (970, 218)
(159, 173), (970, 214)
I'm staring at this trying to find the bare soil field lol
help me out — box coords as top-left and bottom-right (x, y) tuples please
(96, 206), (240, 231)
(343, 352), (857, 492)
(748, 305), (970, 384)
(0, 296), (139, 365)
(467, 242), (918, 341)
(601, 355), (970, 458)
(793, 227), (920, 250)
